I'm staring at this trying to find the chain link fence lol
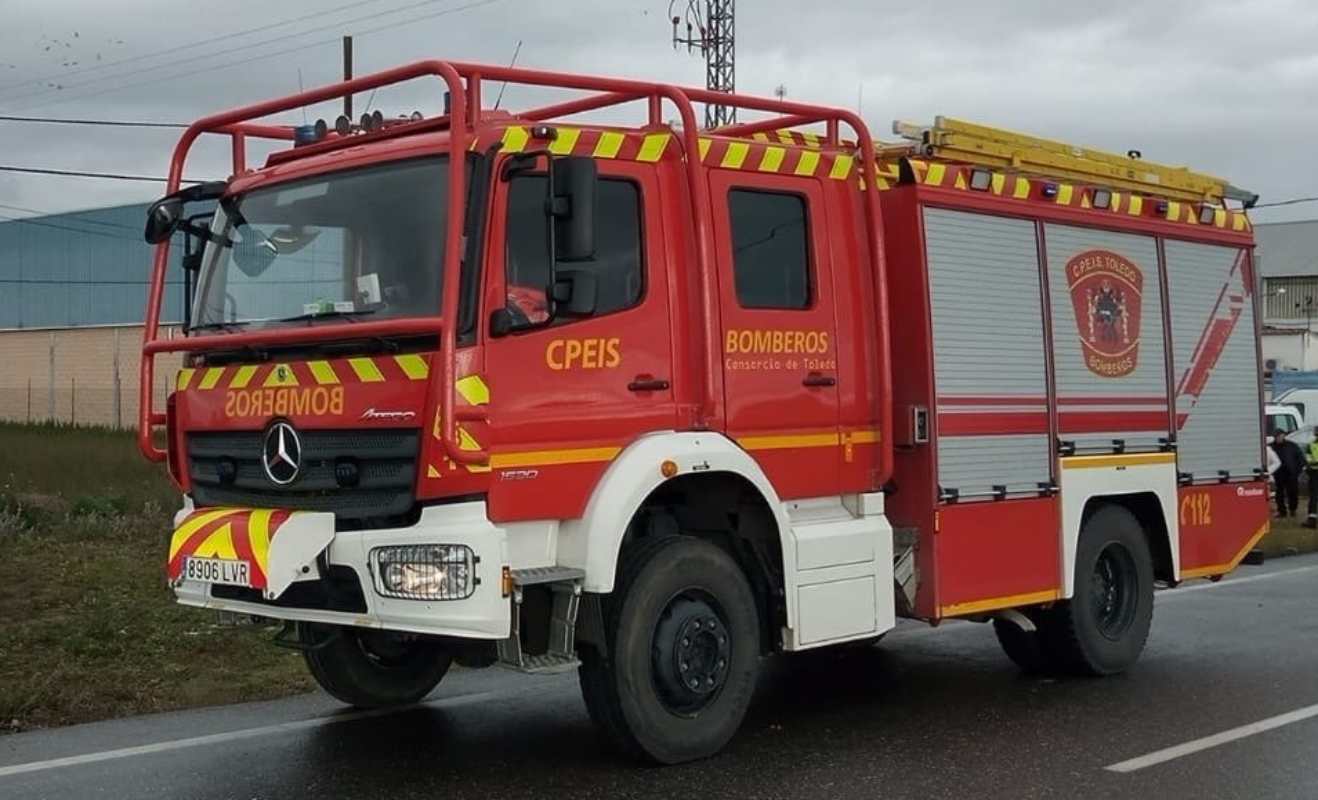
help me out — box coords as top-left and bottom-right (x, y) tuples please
(0, 325), (183, 429)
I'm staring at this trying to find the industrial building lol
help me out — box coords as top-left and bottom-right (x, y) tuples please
(0, 202), (185, 427)
(1256, 219), (1318, 373)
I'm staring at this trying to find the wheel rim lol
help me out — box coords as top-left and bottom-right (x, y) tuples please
(650, 592), (732, 715)
(1089, 542), (1139, 640)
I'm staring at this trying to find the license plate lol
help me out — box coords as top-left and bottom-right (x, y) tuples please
(183, 557), (251, 587)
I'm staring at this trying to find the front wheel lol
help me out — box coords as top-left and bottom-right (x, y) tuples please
(299, 623), (453, 708)
(578, 536), (761, 764)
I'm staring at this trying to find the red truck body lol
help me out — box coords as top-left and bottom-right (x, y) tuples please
(140, 60), (1269, 763)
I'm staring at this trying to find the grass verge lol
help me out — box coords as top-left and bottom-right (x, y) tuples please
(0, 422), (312, 733)
(1260, 514), (1318, 558)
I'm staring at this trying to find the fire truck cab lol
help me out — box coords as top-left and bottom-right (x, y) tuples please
(141, 61), (1269, 764)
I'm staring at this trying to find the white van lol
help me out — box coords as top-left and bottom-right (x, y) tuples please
(1273, 388), (1318, 427)
(1265, 402), (1312, 448)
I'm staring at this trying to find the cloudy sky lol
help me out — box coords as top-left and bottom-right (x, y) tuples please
(1, 0), (1316, 222)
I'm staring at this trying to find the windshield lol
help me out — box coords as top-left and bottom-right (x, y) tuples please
(192, 157), (449, 330)
(1267, 413), (1297, 434)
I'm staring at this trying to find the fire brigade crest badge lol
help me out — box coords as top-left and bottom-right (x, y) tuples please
(1065, 249), (1143, 378)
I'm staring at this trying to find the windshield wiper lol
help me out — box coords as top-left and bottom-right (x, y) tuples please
(274, 307), (381, 325)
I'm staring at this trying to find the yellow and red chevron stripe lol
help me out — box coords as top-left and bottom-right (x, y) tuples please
(698, 136), (856, 181)
(175, 353), (431, 392)
(481, 123), (1251, 234)
(898, 158), (1252, 232)
(484, 125), (675, 163)
(483, 124), (859, 182)
(167, 507), (294, 589)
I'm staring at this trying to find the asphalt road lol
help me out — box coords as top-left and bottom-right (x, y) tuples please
(3, 553), (1317, 800)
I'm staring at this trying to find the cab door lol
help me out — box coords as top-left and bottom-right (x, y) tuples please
(481, 157), (675, 521)
(709, 170), (841, 498)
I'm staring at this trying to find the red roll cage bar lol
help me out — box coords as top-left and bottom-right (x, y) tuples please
(140, 59), (893, 489)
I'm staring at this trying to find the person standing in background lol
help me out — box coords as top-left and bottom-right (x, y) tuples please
(1271, 429), (1305, 519)
(1305, 438), (1318, 529)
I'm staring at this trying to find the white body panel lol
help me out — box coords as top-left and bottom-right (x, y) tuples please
(781, 493), (895, 649)
(1057, 457), (1181, 597)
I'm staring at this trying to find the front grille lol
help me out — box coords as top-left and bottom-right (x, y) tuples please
(188, 428), (419, 523)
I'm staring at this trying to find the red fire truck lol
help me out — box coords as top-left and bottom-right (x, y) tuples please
(140, 61), (1269, 763)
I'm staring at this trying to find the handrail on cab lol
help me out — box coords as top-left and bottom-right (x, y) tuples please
(143, 59), (894, 489)
(138, 61), (469, 465)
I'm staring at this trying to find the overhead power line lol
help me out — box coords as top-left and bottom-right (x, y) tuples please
(1253, 196), (1318, 210)
(6, 0), (501, 113)
(0, 165), (209, 183)
(0, 212), (140, 242)
(0, 114), (185, 128)
(0, 201), (138, 230)
(0, 0), (396, 100)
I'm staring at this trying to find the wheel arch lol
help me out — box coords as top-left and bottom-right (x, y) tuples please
(1057, 459), (1181, 597)
(557, 432), (794, 635)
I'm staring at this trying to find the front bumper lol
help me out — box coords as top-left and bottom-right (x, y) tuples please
(173, 501), (514, 639)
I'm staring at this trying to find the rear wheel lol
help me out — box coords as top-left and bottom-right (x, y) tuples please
(992, 612), (1057, 675)
(299, 623), (453, 707)
(578, 536), (761, 764)
(1046, 506), (1154, 675)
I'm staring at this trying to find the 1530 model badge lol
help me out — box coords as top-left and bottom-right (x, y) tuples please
(1066, 249), (1144, 378)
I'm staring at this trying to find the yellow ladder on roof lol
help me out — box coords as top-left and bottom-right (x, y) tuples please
(890, 116), (1257, 207)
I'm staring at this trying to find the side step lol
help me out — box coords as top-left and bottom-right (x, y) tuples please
(496, 567), (584, 674)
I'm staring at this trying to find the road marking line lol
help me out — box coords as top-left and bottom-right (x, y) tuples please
(1105, 702), (1318, 773)
(0, 690), (498, 780)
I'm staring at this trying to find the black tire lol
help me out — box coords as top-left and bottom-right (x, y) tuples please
(299, 623), (453, 708)
(992, 613), (1057, 675)
(1046, 505), (1154, 676)
(578, 535), (761, 764)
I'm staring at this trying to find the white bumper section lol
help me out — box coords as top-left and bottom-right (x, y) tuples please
(174, 502), (517, 640)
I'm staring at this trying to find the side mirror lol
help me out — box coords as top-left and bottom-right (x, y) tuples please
(144, 180), (227, 244)
(551, 269), (598, 317)
(549, 156), (596, 262)
(144, 198), (183, 244)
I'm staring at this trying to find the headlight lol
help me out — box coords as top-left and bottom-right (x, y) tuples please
(370, 544), (476, 600)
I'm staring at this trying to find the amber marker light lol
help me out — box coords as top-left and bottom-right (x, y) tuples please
(501, 566), (513, 598)
(661, 460), (679, 478)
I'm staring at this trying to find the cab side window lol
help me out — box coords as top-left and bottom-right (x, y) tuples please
(728, 189), (811, 309)
(505, 175), (643, 325)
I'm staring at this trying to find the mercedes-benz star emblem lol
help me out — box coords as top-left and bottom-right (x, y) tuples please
(262, 422), (302, 485)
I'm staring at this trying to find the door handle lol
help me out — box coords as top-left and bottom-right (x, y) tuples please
(802, 372), (837, 387)
(628, 376), (670, 392)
